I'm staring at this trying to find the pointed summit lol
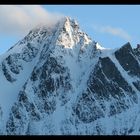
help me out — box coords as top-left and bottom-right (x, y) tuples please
(63, 16), (79, 30)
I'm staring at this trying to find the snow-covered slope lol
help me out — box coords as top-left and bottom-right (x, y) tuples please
(0, 17), (140, 135)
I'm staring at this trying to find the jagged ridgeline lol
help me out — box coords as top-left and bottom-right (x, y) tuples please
(0, 17), (140, 135)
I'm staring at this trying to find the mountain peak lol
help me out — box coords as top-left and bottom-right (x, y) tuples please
(29, 16), (74, 31)
(25, 16), (79, 40)
(64, 16), (79, 26)
(6, 16), (94, 57)
(62, 16), (79, 33)
(121, 42), (132, 50)
(1, 15), (140, 135)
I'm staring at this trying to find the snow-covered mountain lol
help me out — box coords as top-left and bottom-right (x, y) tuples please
(0, 17), (140, 135)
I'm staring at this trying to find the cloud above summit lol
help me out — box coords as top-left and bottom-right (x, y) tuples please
(0, 5), (64, 36)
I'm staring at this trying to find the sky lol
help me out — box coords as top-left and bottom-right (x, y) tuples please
(0, 5), (140, 54)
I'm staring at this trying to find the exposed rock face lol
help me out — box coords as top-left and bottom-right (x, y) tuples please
(115, 42), (140, 77)
(0, 17), (140, 135)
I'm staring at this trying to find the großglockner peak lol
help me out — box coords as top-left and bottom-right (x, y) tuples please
(0, 16), (140, 135)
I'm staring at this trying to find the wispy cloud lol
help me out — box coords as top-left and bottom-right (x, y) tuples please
(0, 5), (64, 36)
(93, 24), (132, 41)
